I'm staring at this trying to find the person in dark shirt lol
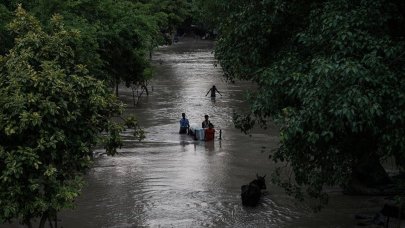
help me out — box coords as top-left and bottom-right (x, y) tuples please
(179, 113), (190, 134)
(205, 85), (222, 97)
(202, 115), (211, 128)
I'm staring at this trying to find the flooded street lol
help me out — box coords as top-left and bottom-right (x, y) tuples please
(24, 39), (386, 227)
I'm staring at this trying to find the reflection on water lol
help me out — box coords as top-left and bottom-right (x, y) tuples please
(2, 38), (387, 228)
(61, 38), (298, 228)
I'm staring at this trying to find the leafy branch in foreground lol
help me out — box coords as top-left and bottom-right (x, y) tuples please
(0, 6), (143, 227)
(204, 0), (405, 209)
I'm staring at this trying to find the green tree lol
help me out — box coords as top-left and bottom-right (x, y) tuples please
(1, 1), (194, 98)
(95, 0), (156, 95)
(202, 0), (405, 207)
(0, 4), (13, 55)
(0, 6), (143, 227)
(150, 0), (191, 32)
(0, 1), (105, 80)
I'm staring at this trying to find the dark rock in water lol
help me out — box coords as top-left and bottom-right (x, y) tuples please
(241, 174), (266, 207)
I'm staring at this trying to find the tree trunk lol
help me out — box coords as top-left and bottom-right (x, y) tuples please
(354, 152), (391, 187)
(115, 78), (119, 97)
(342, 132), (394, 195)
(38, 212), (48, 228)
(345, 152), (392, 195)
(141, 83), (149, 96)
(26, 220), (33, 228)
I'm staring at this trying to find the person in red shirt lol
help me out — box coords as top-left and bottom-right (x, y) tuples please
(205, 123), (215, 141)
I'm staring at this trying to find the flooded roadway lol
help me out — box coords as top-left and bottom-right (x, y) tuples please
(42, 39), (386, 227)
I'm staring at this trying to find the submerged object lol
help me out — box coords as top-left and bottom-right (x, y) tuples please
(189, 127), (205, 141)
(195, 128), (205, 141)
(189, 125), (217, 141)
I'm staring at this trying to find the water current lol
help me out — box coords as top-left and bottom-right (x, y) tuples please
(2, 38), (388, 228)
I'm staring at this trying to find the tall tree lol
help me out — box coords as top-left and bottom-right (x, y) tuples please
(0, 6), (142, 227)
(201, 0), (405, 207)
(0, 4), (13, 55)
(0, 0), (193, 94)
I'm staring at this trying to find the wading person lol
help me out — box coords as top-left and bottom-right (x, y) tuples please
(205, 85), (222, 97)
(204, 123), (215, 141)
(202, 115), (211, 128)
(179, 113), (190, 134)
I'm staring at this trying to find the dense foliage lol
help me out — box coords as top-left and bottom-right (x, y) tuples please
(0, 6), (145, 227)
(0, 0), (192, 90)
(0, 1), (191, 226)
(201, 0), (405, 206)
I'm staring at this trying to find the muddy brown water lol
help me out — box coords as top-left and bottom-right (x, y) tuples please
(2, 38), (391, 228)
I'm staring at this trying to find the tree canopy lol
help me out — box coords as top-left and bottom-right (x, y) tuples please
(200, 0), (405, 207)
(0, 0), (192, 90)
(0, 0), (191, 226)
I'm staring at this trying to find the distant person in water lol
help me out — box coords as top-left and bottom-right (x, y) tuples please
(202, 115), (212, 128)
(205, 85), (222, 97)
(179, 113), (190, 134)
